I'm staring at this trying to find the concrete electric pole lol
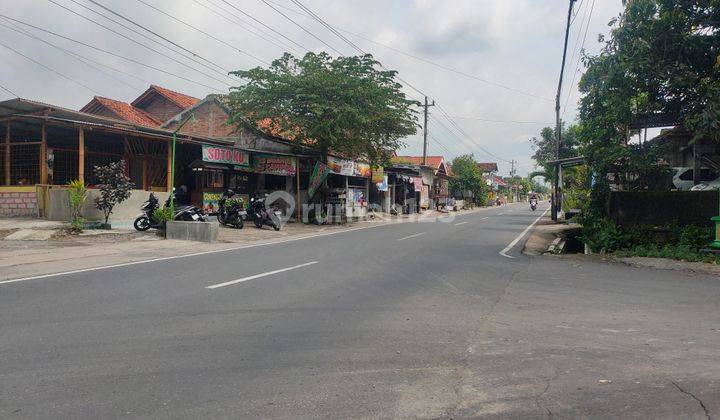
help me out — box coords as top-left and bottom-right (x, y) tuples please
(552, 0), (577, 222)
(421, 96), (435, 166)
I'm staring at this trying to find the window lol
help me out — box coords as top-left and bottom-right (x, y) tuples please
(678, 169), (693, 181)
(202, 170), (224, 188)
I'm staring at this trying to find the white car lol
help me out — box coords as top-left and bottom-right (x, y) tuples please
(673, 167), (719, 190)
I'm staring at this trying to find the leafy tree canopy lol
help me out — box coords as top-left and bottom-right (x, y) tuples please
(450, 154), (488, 205)
(227, 52), (419, 166)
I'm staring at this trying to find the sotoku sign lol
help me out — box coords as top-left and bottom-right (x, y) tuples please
(202, 145), (249, 166)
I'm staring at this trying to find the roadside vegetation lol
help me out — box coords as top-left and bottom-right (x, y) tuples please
(532, 1), (720, 263)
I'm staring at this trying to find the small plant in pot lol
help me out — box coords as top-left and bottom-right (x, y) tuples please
(93, 161), (134, 229)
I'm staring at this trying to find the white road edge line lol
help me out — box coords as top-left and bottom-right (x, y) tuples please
(479, 217), (489, 220)
(206, 261), (318, 289)
(0, 223), (385, 286)
(397, 232), (427, 241)
(499, 208), (550, 259)
(454, 221), (468, 226)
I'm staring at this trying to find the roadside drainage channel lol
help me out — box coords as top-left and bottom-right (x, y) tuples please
(546, 226), (584, 254)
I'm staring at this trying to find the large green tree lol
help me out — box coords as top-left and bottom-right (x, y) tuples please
(450, 154), (488, 205)
(227, 52), (418, 166)
(529, 124), (579, 183)
(577, 0), (718, 214)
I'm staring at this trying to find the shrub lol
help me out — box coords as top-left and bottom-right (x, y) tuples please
(67, 179), (86, 234)
(153, 207), (174, 226)
(93, 161), (134, 226)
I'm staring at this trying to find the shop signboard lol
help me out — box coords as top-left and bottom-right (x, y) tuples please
(202, 144), (249, 166)
(354, 162), (371, 178)
(308, 161), (331, 199)
(327, 156), (354, 176)
(376, 175), (388, 192)
(421, 185), (430, 208)
(253, 154), (297, 176)
(202, 191), (222, 214)
(412, 177), (423, 192)
(327, 156), (371, 178)
(371, 167), (384, 183)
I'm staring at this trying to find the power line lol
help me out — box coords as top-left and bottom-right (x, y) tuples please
(191, 0), (300, 54)
(569, 0), (586, 26)
(282, 0), (428, 98)
(428, 133), (455, 156)
(0, 40), (101, 95)
(134, 0), (271, 65)
(0, 82), (19, 97)
(0, 20), (143, 91)
(435, 104), (512, 163)
(290, 0), (363, 54)
(445, 115), (554, 125)
(218, 0), (310, 52)
(85, 0), (238, 80)
(563, 0), (596, 119)
(0, 15), (225, 91)
(67, 0), (241, 84)
(429, 113), (508, 164)
(258, 0), (344, 56)
(47, 0), (235, 87)
(267, 0), (552, 102)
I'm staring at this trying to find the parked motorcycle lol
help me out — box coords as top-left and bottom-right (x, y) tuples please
(217, 189), (245, 229)
(247, 194), (282, 231)
(133, 192), (207, 231)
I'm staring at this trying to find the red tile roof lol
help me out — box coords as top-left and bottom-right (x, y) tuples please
(131, 85), (200, 110)
(150, 85), (199, 109)
(80, 96), (162, 127)
(392, 155), (445, 170)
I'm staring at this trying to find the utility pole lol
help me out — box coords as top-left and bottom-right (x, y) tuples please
(421, 96), (435, 166)
(553, 0), (576, 222)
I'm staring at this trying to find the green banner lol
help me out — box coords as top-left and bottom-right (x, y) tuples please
(308, 161), (331, 199)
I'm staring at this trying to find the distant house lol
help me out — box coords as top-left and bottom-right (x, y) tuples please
(649, 127), (720, 186)
(388, 155), (451, 210)
(477, 162), (498, 175)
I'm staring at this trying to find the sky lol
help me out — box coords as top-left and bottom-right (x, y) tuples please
(0, 0), (624, 176)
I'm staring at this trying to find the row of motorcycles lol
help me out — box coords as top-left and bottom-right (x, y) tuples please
(133, 190), (282, 232)
(217, 189), (282, 231)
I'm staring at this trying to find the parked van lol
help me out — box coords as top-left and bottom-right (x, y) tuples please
(672, 167), (719, 190)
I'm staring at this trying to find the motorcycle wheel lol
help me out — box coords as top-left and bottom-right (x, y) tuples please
(273, 222), (281, 231)
(254, 218), (263, 228)
(134, 216), (151, 231)
(236, 217), (244, 229)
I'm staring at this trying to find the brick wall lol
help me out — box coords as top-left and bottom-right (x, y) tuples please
(0, 190), (37, 217)
(139, 95), (184, 123)
(167, 101), (237, 138)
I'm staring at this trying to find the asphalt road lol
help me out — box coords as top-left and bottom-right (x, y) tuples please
(2, 203), (719, 419)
